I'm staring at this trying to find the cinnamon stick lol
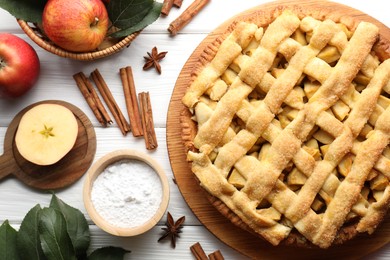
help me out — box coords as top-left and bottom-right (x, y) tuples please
(73, 72), (111, 126)
(161, 0), (174, 16)
(168, 0), (210, 35)
(138, 92), (158, 150)
(119, 66), (143, 137)
(173, 0), (183, 8)
(190, 242), (208, 260)
(91, 69), (130, 136)
(208, 250), (224, 260)
(78, 72), (112, 125)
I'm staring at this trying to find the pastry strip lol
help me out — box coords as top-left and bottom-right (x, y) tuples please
(193, 11), (300, 155)
(182, 22), (258, 108)
(314, 105), (390, 247)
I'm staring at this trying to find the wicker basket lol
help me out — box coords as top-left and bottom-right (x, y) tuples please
(17, 19), (140, 61)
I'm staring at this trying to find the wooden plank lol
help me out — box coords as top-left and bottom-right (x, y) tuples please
(0, 33), (205, 127)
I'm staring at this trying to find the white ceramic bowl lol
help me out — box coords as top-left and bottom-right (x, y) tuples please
(83, 149), (170, 236)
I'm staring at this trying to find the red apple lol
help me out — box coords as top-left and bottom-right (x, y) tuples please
(42, 0), (109, 52)
(0, 33), (40, 98)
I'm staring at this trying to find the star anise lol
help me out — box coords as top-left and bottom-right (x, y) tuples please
(143, 46), (168, 74)
(158, 211), (185, 248)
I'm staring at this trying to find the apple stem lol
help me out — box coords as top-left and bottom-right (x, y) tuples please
(91, 17), (100, 27)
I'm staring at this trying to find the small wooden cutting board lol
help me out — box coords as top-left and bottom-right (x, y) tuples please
(0, 100), (96, 190)
(167, 1), (390, 259)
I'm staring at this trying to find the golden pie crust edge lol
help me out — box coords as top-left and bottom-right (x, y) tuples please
(179, 4), (390, 249)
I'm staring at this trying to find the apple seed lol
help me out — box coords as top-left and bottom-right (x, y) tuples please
(39, 124), (55, 138)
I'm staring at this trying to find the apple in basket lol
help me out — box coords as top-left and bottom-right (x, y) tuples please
(42, 0), (109, 52)
(0, 33), (40, 98)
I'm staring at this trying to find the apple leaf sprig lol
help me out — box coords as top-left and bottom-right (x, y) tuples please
(0, 194), (129, 260)
(0, 0), (162, 38)
(108, 0), (162, 38)
(0, 0), (46, 23)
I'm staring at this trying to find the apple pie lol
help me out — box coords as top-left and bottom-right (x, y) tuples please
(181, 7), (390, 248)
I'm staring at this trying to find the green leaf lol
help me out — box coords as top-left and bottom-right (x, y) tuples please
(49, 194), (90, 258)
(17, 204), (46, 260)
(0, 220), (20, 260)
(88, 246), (130, 260)
(108, 0), (154, 29)
(0, 0), (47, 23)
(110, 1), (162, 38)
(39, 208), (76, 260)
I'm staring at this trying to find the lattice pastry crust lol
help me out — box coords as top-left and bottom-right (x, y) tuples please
(181, 7), (390, 248)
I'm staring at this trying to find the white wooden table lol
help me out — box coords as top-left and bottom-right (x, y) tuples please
(0, 1), (389, 259)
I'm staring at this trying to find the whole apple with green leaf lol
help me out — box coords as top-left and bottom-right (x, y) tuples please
(0, 0), (163, 50)
(42, 0), (109, 52)
(0, 33), (40, 98)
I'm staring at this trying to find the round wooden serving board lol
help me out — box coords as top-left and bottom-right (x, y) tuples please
(166, 0), (390, 259)
(0, 100), (96, 190)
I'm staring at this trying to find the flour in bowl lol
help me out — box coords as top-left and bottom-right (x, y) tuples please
(91, 159), (163, 228)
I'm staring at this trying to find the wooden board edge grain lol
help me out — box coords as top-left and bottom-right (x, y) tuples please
(166, 1), (390, 259)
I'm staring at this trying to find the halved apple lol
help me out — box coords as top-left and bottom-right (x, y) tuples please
(15, 104), (78, 166)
